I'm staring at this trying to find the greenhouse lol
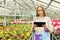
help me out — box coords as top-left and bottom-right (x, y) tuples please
(0, 0), (60, 40)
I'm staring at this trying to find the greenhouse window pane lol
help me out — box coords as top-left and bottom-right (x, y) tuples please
(46, 9), (54, 13)
(0, 0), (4, 6)
(47, 7), (60, 13)
(20, 0), (31, 10)
(36, 0), (50, 4)
(22, 0), (34, 9)
(6, 1), (15, 10)
(16, 0), (20, 2)
(55, 0), (60, 2)
(51, 2), (60, 9)
(33, 0), (47, 7)
(0, 7), (4, 15)
(49, 6), (60, 11)
(6, 0), (13, 1)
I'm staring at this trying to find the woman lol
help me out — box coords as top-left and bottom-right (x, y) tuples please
(32, 6), (53, 40)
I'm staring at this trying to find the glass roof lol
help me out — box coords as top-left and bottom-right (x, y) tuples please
(50, 2), (60, 10)
(55, 0), (60, 2)
(0, 0), (60, 20)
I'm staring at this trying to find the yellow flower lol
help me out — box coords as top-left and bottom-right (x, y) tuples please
(26, 32), (30, 37)
(13, 30), (16, 34)
(0, 30), (3, 34)
(14, 28), (18, 31)
(10, 32), (13, 34)
(5, 31), (11, 35)
(0, 34), (2, 37)
(5, 31), (8, 34)
(14, 27), (19, 30)
(6, 34), (9, 37)
(8, 39), (11, 40)
(27, 24), (31, 27)
(0, 30), (3, 37)
(26, 29), (28, 31)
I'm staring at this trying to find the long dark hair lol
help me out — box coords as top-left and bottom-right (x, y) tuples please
(36, 6), (46, 17)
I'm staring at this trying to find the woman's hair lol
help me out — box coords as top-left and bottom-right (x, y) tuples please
(36, 6), (46, 17)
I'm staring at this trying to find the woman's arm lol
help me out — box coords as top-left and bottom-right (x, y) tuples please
(48, 17), (53, 32)
(43, 17), (53, 32)
(43, 24), (50, 32)
(32, 24), (37, 33)
(32, 27), (35, 32)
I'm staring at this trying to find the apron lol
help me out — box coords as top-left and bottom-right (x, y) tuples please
(33, 17), (50, 40)
(34, 27), (50, 40)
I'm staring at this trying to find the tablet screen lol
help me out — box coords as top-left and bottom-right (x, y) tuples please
(34, 22), (46, 27)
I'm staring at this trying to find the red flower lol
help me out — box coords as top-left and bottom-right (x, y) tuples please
(13, 22), (16, 24)
(52, 20), (57, 26)
(54, 24), (58, 27)
(19, 34), (23, 38)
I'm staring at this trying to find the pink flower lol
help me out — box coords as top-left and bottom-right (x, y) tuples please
(54, 31), (58, 34)
(57, 28), (60, 35)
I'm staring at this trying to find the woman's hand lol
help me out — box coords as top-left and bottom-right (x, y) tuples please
(43, 24), (50, 32)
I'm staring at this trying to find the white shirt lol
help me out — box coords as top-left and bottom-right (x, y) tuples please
(33, 16), (53, 33)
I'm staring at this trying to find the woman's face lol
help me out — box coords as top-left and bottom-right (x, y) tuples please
(37, 7), (44, 16)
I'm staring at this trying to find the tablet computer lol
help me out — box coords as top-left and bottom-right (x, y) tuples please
(34, 22), (46, 27)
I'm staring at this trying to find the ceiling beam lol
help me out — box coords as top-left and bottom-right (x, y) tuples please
(53, 0), (60, 4)
(46, 0), (53, 9)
